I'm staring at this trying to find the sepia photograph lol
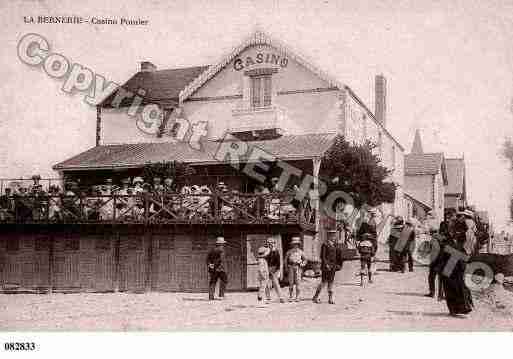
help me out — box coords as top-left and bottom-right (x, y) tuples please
(1, 0), (513, 350)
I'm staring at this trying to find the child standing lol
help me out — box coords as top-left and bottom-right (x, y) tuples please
(257, 246), (270, 302)
(285, 237), (306, 302)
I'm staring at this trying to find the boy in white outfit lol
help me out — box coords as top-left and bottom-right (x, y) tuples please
(257, 246), (270, 302)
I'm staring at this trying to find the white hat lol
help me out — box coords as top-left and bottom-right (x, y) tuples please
(216, 237), (226, 245)
(258, 246), (270, 257)
(291, 237), (301, 245)
(133, 177), (144, 184)
(266, 237), (276, 244)
(463, 210), (474, 218)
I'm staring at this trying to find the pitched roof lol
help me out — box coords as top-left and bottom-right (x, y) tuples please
(404, 192), (432, 210)
(99, 66), (209, 109)
(180, 30), (345, 102)
(404, 152), (445, 176)
(445, 158), (465, 195)
(53, 133), (337, 171)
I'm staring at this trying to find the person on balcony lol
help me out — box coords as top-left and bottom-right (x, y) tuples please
(133, 177), (144, 194)
(61, 181), (80, 220)
(116, 178), (131, 215)
(0, 188), (14, 221)
(313, 230), (343, 304)
(206, 237), (228, 301)
(163, 177), (174, 193)
(284, 237), (306, 302)
(48, 185), (62, 221)
(98, 179), (114, 220)
(29, 174), (42, 193)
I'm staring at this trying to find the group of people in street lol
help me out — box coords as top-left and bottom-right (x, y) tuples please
(424, 209), (479, 316)
(206, 224), (380, 304)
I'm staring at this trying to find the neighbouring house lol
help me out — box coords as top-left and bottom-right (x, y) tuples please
(404, 130), (447, 227)
(444, 157), (467, 212)
(0, 31), (405, 293)
(404, 191), (432, 222)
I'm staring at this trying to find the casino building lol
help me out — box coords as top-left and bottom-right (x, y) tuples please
(0, 31), (405, 293)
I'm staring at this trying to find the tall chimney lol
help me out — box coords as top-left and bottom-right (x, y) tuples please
(375, 74), (387, 127)
(140, 61), (157, 72)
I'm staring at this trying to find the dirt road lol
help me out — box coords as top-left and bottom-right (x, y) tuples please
(1, 261), (512, 331)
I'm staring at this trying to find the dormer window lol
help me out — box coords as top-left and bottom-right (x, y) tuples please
(250, 75), (272, 108)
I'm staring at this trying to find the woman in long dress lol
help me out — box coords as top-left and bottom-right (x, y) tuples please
(438, 236), (473, 316)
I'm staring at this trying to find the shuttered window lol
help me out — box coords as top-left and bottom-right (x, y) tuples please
(250, 75), (272, 108)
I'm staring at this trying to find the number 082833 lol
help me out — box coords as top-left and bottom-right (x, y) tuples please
(4, 342), (36, 351)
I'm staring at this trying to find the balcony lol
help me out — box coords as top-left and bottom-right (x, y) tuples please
(229, 106), (279, 133)
(0, 192), (316, 230)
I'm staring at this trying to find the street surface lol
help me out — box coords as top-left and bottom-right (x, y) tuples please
(1, 261), (512, 331)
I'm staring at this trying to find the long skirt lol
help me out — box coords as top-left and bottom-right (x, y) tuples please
(441, 268), (473, 315)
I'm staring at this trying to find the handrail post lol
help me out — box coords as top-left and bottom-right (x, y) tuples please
(144, 193), (149, 224)
(113, 194), (116, 222)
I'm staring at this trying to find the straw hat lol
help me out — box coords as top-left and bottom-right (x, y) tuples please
(291, 237), (301, 245)
(258, 246), (270, 258)
(215, 237), (226, 245)
(463, 210), (474, 218)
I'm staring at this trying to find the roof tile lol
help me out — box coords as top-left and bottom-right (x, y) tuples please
(100, 66), (210, 108)
(404, 153), (444, 175)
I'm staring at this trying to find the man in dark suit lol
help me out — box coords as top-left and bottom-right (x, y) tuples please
(312, 230), (342, 304)
(206, 237), (228, 300)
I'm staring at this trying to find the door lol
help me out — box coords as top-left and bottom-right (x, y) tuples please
(154, 232), (180, 291)
(33, 234), (51, 288)
(53, 232), (81, 290)
(94, 233), (115, 292)
(119, 233), (146, 292)
(174, 234), (192, 291)
(190, 234), (209, 292)
(225, 235), (243, 291)
(0, 234), (22, 288)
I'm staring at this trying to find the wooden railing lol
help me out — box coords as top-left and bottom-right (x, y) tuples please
(0, 192), (316, 229)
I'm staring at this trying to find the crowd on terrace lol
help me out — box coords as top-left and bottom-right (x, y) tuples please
(0, 175), (315, 223)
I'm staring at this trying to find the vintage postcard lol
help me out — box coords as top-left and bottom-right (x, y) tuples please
(1, 1), (513, 346)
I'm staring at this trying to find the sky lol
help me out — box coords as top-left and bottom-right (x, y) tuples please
(0, 0), (512, 231)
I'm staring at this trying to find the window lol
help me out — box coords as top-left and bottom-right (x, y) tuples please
(250, 75), (272, 108)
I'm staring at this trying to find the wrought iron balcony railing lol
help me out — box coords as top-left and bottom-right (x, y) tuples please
(0, 192), (316, 229)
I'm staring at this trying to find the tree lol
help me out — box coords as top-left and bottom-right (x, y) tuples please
(142, 161), (195, 188)
(320, 135), (397, 209)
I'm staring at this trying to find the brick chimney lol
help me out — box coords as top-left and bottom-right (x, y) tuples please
(375, 74), (387, 127)
(140, 61), (157, 72)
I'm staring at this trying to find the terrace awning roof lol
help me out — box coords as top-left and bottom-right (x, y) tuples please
(53, 133), (337, 171)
